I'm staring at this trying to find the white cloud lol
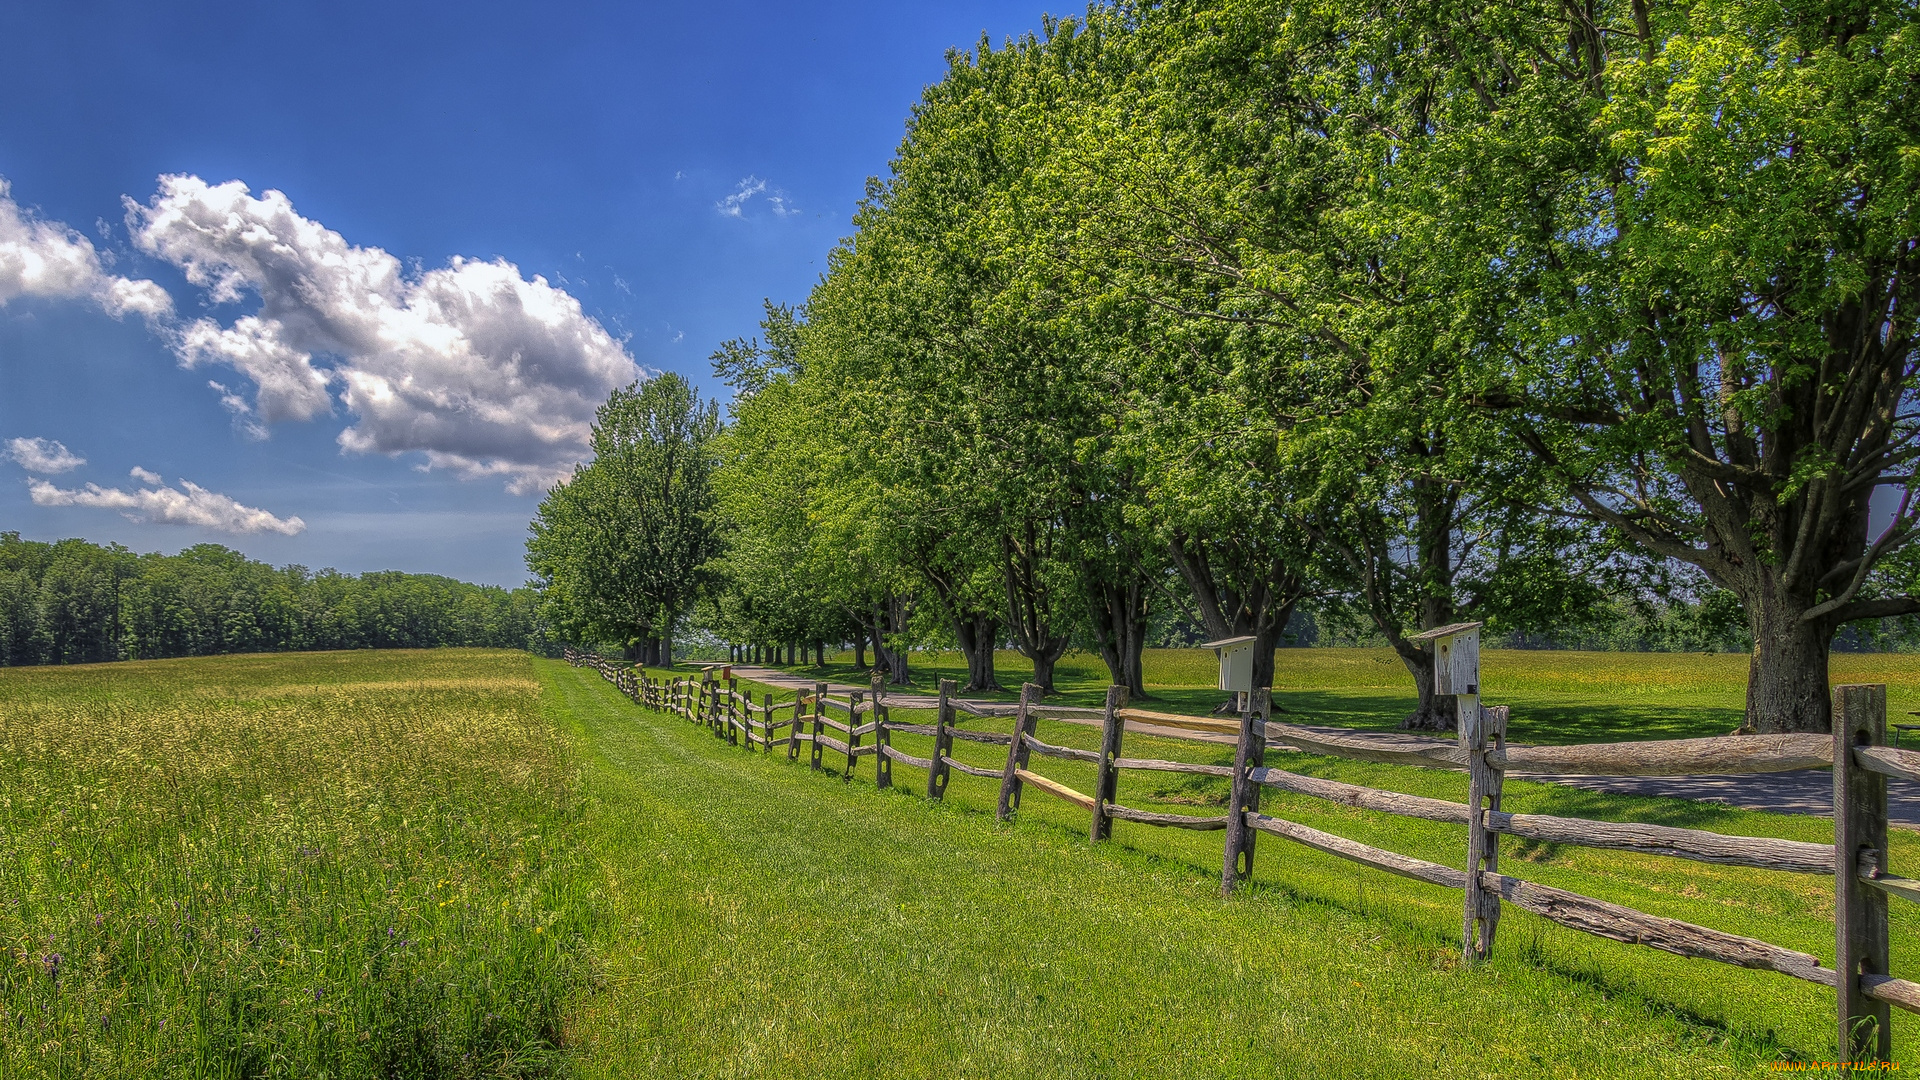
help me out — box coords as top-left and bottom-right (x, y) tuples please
(718, 176), (766, 217)
(128, 465), (163, 485)
(716, 176), (796, 220)
(28, 473), (305, 536)
(4, 437), (87, 474)
(0, 178), (172, 320)
(127, 175), (642, 493)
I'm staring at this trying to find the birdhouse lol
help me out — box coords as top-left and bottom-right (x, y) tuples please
(1409, 621), (1482, 697)
(1201, 635), (1258, 694)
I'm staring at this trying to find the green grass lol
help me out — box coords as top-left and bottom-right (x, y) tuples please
(6, 647), (1915, 1076)
(569, 658), (1914, 1074)
(0, 650), (593, 1078)
(737, 645), (1920, 743)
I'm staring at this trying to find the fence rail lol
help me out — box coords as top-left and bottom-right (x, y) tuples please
(562, 647), (1913, 1061)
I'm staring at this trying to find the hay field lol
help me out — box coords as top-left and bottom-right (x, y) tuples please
(0, 649), (590, 1078)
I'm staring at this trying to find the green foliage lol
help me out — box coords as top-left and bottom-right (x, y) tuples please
(0, 533), (540, 666)
(526, 374), (720, 656)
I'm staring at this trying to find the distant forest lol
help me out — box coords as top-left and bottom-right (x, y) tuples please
(0, 533), (544, 666)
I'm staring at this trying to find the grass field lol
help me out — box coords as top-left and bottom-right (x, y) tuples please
(4, 647), (1915, 1076)
(747, 645), (1920, 742)
(0, 651), (592, 1077)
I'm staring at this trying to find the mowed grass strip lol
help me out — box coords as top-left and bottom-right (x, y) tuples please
(737, 646), (1920, 742)
(558, 661), (1865, 1076)
(0, 649), (592, 1079)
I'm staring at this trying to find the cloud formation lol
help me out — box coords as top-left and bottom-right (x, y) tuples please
(126, 176), (642, 493)
(0, 179), (171, 320)
(717, 176), (795, 219)
(3, 437), (86, 474)
(28, 468), (306, 535)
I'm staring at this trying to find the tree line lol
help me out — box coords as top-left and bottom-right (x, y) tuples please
(0, 533), (544, 665)
(534, 0), (1918, 735)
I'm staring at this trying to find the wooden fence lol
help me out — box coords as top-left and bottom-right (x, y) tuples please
(563, 647), (1918, 1062)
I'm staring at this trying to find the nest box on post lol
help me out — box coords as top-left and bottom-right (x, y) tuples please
(1202, 636), (1258, 711)
(1410, 621), (1482, 698)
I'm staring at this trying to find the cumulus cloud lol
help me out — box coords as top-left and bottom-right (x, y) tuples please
(0, 179), (172, 320)
(126, 176), (641, 493)
(717, 175), (795, 219)
(28, 470), (305, 536)
(3, 437), (86, 474)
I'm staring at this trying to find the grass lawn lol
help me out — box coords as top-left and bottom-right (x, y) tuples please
(736, 645), (1920, 743)
(5, 647), (1913, 1076)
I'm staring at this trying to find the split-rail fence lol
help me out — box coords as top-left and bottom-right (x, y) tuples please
(562, 647), (1917, 1062)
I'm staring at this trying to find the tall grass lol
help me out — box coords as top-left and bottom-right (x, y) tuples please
(0, 650), (593, 1078)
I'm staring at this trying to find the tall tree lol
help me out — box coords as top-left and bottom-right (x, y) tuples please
(527, 373), (720, 661)
(1382, 0), (1920, 731)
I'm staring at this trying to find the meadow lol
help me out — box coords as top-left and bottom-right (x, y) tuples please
(760, 645), (1920, 742)
(3, 646), (1915, 1076)
(0, 650), (592, 1078)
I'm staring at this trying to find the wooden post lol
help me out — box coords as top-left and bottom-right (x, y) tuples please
(1221, 688), (1270, 895)
(875, 684), (894, 790)
(1835, 683), (1890, 1062)
(759, 692), (772, 752)
(860, 673), (884, 782)
(997, 683), (1039, 820)
(809, 682), (827, 770)
(1480, 704), (1509, 956)
(787, 691), (806, 761)
(927, 679), (956, 800)
(844, 690), (863, 779)
(1090, 684), (1130, 842)
(1462, 700), (1505, 963)
(725, 676), (741, 745)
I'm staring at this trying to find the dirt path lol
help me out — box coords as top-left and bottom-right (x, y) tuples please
(726, 665), (1916, 828)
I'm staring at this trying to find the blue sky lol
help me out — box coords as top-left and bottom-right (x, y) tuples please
(0, 0), (1046, 586)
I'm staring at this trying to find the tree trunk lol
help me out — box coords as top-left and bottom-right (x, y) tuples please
(853, 632), (867, 669)
(1001, 527), (1069, 693)
(813, 639), (824, 666)
(1246, 598), (1301, 692)
(1030, 648), (1060, 693)
(871, 596), (912, 686)
(1746, 595), (1833, 733)
(1084, 577), (1150, 698)
(953, 612), (1003, 692)
(1395, 644), (1455, 731)
(659, 610), (673, 667)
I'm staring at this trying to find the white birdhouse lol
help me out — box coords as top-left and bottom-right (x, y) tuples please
(1409, 621), (1483, 697)
(1201, 635), (1258, 694)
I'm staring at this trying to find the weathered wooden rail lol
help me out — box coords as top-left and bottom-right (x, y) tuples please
(562, 646), (1915, 1061)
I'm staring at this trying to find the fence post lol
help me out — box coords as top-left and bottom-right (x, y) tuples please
(862, 674), (885, 781)
(728, 677), (742, 746)
(1089, 685), (1131, 841)
(1221, 688), (1270, 896)
(809, 682), (827, 771)
(875, 682), (894, 790)
(927, 679), (955, 799)
(1481, 704), (1509, 956)
(1835, 683), (1890, 1062)
(1462, 701), (1504, 963)
(997, 683), (1039, 820)
(846, 689), (865, 779)
(787, 691), (805, 761)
